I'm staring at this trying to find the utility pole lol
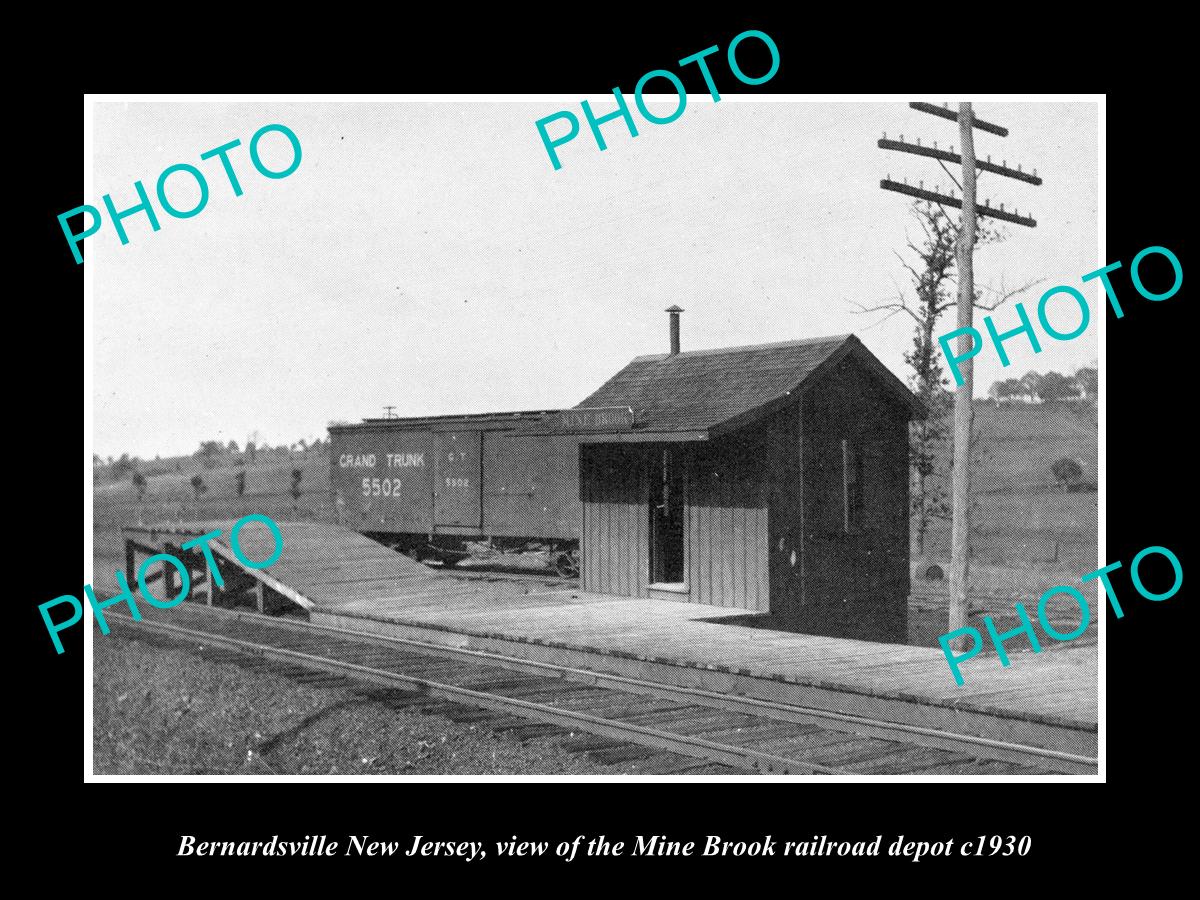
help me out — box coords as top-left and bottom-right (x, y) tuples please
(949, 104), (977, 645)
(878, 102), (1040, 650)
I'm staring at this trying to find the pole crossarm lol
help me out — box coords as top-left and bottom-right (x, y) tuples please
(909, 102), (1009, 137)
(878, 138), (1042, 185)
(879, 179), (1037, 227)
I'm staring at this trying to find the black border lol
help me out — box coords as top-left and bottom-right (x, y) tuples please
(23, 17), (1192, 883)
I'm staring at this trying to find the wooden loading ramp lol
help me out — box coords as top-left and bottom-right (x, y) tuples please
(120, 521), (443, 614)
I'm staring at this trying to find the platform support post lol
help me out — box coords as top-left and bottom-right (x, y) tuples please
(124, 538), (136, 585)
(161, 545), (175, 599)
(253, 579), (264, 613)
(209, 559), (222, 607)
(195, 558), (211, 605)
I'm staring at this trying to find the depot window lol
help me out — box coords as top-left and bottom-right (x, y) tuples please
(842, 437), (864, 533)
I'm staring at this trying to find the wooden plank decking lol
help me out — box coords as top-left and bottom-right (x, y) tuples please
(122, 521), (1098, 736)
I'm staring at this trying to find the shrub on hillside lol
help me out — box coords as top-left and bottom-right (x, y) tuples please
(190, 474), (208, 500)
(132, 471), (147, 502)
(1051, 457), (1084, 492)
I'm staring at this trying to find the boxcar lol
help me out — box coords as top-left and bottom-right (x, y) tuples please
(328, 411), (582, 569)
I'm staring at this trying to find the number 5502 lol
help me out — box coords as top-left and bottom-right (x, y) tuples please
(362, 477), (402, 497)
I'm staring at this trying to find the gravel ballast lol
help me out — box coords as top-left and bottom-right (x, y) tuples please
(92, 635), (740, 776)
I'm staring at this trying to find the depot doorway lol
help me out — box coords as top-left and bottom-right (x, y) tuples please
(649, 448), (686, 586)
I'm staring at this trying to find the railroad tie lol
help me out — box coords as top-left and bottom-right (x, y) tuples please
(559, 734), (628, 753)
(588, 745), (664, 766)
(853, 747), (975, 776)
(493, 722), (567, 742)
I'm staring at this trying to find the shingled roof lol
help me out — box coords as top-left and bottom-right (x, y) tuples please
(572, 333), (922, 438)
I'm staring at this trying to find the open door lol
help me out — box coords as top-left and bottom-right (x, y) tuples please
(649, 448), (686, 585)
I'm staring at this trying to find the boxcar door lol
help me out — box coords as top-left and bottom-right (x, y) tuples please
(434, 431), (482, 528)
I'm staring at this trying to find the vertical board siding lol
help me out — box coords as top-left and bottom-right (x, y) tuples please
(732, 501), (745, 608)
(748, 454), (764, 611)
(686, 444), (769, 611)
(620, 457), (632, 595)
(702, 471), (715, 606)
(635, 458), (646, 596)
(622, 461), (632, 595)
(694, 479), (706, 605)
(687, 459), (700, 603)
(796, 355), (911, 643)
(692, 472), (703, 605)
(584, 449), (596, 592)
(734, 477), (748, 609)
(580, 442), (769, 610)
(633, 460), (643, 596)
(613, 458), (625, 595)
(580, 454), (586, 590)
(720, 471), (733, 607)
(603, 458), (613, 593)
(738, 476), (752, 610)
(580, 445), (647, 598)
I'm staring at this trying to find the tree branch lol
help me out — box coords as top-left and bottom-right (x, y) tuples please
(849, 293), (920, 323)
(973, 277), (1045, 310)
(893, 249), (923, 287)
(913, 205), (935, 245)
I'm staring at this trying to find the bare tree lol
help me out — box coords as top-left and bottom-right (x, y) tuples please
(851, 201), (1034, 557)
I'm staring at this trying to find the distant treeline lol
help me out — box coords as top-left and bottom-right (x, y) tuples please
(988, 366), (1096, 403)
(93, 436), (329, 484)
(102, 486), (331, 506)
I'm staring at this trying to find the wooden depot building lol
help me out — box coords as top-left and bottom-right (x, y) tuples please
(549, 307), (923, 644)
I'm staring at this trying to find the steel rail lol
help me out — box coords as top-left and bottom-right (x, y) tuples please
(107, 613), (839, 775)
(155, 604), (1095, 773)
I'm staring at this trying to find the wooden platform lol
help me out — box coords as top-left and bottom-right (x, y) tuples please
(121, 521), (1098, 756)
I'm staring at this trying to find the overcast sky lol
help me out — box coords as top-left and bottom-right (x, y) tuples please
(92, 99), (1097, 460)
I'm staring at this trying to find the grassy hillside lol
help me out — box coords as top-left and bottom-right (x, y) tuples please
(969, 400), (1097, 492)
(919, 399), (1098, 584)
(92, 448), (333, 592)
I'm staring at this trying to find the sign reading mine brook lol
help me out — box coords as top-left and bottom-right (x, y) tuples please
(551, 407), (635, 432)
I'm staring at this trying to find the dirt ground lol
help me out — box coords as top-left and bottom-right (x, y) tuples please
(91, 635), (735, 776)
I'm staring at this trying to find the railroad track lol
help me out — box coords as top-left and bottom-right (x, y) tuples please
(103, 604), (1097, 776)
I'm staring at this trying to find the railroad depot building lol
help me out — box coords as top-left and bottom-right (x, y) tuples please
(330, 312), (922, 643)
(557, 321), (921, 643)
